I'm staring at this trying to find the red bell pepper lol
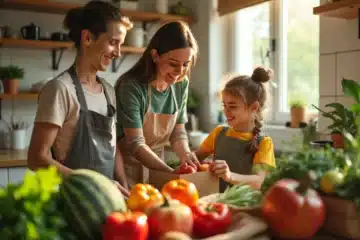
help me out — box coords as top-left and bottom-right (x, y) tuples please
(103, 211), (149, 240)
(191, 202), (232, 238)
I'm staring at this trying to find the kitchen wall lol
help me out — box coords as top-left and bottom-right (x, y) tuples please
(318, 0), (360, 136)
(0, 0), (229, 148)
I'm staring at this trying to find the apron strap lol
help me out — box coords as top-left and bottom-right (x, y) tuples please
(69, 65), (114, 117)
(68, 65), (89, 111)
(98, 78), (116, 117)
(147, 84), (152, 112)
(169, 84), (179, 112)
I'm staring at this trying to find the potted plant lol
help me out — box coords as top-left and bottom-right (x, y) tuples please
(112, 0), (139, 10)
(289, 98), (307, 128)
(312, 78), (360, 149)
(313, 103), (356, 149)
(187, 88), (200, 115)
(186, 88), (200, 131)
(0, 65), (24, 94)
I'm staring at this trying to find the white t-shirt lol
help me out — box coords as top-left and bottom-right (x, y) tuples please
(34, 70), (116, 162)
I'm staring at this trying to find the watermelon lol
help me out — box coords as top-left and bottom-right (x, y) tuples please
(59, 169), (127, 239)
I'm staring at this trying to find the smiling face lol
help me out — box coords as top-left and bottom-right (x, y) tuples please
(152, 47), (193, 84)
(83, 21), (127, 71)
(222, 92), (259, 131)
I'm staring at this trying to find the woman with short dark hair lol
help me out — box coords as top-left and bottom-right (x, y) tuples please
(28, 1), (132, 195)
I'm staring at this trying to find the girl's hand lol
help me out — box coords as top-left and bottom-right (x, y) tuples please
(180, 152), (200, 169)
(210, 160), (232, 182)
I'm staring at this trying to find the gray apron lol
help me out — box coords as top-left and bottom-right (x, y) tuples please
(214, 127), (263, 192)
(61, 65), (116, 179)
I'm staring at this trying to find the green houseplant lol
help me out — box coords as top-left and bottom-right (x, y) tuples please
(0, 65), (24, 94)
(187, 88), (200, 115)
(313, 78), (360, 148)
(289, 98), (307, 128)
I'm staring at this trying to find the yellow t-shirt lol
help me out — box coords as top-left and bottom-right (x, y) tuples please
(200, 126), (276, 171)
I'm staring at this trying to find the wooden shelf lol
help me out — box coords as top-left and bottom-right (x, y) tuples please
(0, 38), (145, 53)
(313, 0), (360, 19)
(0, 93), (39, 100)
(0, 38), (73, 49)
(0, 0), (193, 23)
(0, 149), (28, 168)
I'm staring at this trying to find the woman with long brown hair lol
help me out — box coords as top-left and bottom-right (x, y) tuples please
(116, 21), (199, 187)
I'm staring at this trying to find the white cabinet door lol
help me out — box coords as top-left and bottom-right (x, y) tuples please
(8, 167), (28, 185)
(0, 169), (8, 188)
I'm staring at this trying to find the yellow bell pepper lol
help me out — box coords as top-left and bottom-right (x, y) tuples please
(127, 184), (164, 212)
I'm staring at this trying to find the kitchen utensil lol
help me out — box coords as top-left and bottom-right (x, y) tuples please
(21, 23), (40, 40)
(51, 32), (69, 41)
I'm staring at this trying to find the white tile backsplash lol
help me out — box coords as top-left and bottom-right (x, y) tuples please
(336, 96), (356, 108)
(320, 17), (360, 54)
(318, 5), (360, 138)
(319, 54), (336, 96)
(336, 50), (360, 95)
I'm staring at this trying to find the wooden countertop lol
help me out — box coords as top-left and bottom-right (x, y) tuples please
(0, 149), (27, 168)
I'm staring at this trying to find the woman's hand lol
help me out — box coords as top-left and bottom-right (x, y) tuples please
(210, 160), (232, 182)
(180, 152), (200, 169)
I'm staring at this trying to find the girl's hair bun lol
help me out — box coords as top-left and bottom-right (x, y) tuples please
(251, 66), (273, 83)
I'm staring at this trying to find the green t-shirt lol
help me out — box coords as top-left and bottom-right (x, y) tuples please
(116, 76), (189, 138)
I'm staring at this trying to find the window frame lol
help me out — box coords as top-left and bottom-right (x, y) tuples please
(232, 0), (319, 124)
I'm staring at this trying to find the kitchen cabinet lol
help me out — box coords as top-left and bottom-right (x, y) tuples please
(8, 167), (28, 185)
(0, 168), (8, 188)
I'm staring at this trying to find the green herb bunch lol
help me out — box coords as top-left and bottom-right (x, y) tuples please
(261, 147), (349, 194)
(216, 184), (262, 208)
(0, 167), (76, 240)
(166, 159), (181, 169)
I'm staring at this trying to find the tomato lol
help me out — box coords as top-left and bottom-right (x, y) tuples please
(127, 184), (164, 213)
(197, 163), (210, 172)
(103, 211), (148, 240)
(162, 179), (199, 206)
(175, 163), (197, 174)
(192, 202), (232, 238)
(262, 178), (325, 239)
(147, 199), (193, 240)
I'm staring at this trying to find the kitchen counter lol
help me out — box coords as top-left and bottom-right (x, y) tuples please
(0, 149), (27, 168)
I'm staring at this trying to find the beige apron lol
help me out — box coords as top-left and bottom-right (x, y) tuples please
(120, 84), (179, 187)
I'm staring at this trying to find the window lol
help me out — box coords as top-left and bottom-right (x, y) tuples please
(233, 0), (319, 124)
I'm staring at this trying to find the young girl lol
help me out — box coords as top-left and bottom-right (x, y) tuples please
(195, 67), (276, 192)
